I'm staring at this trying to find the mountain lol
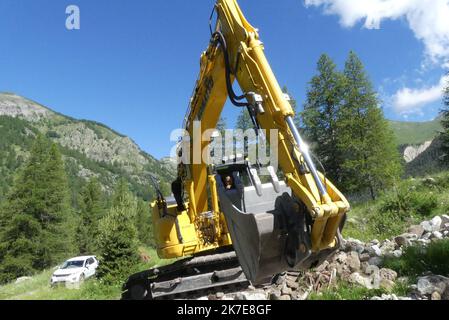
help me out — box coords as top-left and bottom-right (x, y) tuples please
(387, 117), (446, 176)
(0, 93), (175, 203)
(389, 117), (443, 146)
(403, 137), (446, 176)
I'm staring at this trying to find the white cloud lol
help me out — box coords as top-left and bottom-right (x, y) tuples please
(392, 75), (448, 115)
(304, 0), (449, 64)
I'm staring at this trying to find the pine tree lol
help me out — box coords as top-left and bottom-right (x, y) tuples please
(97, 179), (140, 283)
(338, 51), (401, 199)
(441, 73), (449, 161)
(135, 199), (154, 247)
(214, 116), (228, 158)
(302, 54), (346, 184)
(236, 108), (254, 132)
(76, 178), (105, 255)
(0, 135), (74, 283)
(216, 116), (227, 133)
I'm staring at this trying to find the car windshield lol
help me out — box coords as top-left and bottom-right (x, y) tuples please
(61, 260), (84, 269)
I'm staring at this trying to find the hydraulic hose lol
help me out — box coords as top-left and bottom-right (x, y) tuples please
(212, 31), (249, 108)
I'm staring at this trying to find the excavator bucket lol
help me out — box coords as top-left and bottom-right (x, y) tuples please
(215, 169), (343, 285)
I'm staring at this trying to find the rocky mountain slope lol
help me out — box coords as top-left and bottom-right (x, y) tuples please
(388, 118), (446, 176)
(0, 93), (175, 201)
(403, 138), (446, 176)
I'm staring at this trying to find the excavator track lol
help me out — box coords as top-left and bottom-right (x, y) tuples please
(121, 249), (250, 300)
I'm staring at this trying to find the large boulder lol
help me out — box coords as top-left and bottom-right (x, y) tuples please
(420, 221), (433, 233)
(349, 272), (372, 289)
(441, 215), (449, 225)
(394, 235), (411, 248)
(366, 245), (382, 257)
(416, 275), (449, 296)
(430, 216), (442, 231)
(367, 257), (382, 266)
(359, 253), (371, 262)
(379, 268), (397, 282)
(408, 225), (425, 238)
(346, 251), (361, 272)
(380, 240), (397, 255)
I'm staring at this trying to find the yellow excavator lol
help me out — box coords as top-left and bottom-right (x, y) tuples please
(122, 0), (350, 300)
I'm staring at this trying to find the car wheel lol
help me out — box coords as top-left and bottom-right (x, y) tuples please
(79, 274), (85, 283)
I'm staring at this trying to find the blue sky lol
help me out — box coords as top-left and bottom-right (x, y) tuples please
(1, 0), (448, 158)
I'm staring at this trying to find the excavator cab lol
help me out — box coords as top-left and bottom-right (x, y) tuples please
(214, 161), (345, 285)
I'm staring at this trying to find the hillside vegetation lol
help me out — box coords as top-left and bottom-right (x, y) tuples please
(389, 118), (442, 146)
(0, 93), (174, 203)
(344, 170), (449, 241)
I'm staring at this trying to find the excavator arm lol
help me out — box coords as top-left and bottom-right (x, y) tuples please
(212, 0), (350, 252)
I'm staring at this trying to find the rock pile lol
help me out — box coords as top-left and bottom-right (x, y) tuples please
(196, 215), (449, 300)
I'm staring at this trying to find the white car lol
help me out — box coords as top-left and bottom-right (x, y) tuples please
(51, 256), (99, 287)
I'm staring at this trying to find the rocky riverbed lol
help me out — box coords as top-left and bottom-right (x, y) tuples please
(196, 215), (449, 300)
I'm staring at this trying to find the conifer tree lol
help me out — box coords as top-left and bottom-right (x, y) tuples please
(214, 116), (228, 158)
(76, 178), (105, 255)
(302, 54), (346, 184)
(338, 51), (401, 199)
(236, 108), (254, 132)
(0, 135), (74, 283)
(97, 179), (140, 283)
(135, 199), (154, 247)
(441, 74), (449, 161)
(216, 116), (227, 133)
(235, 108), (255, 157)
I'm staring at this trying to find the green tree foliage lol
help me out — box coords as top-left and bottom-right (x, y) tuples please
(0, 113), (174, 206)
(216, 116), (227, 133)
(441, 73), (449, 161)
(0, 135), (75, 284)
(213, 117), (228, 158)
(0, 116), (37, 201)
(97, 179), (140, 284)
(76, 178), (105, 255)
(338, 51), (402, 199)
(135, 199), (155, 247)
(302, 52), (401, 198)
(302, 54), (346, 184)
(236, 108), (254, 132)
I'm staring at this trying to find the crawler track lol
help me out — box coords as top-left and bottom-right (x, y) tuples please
(121, 249), (250, 300)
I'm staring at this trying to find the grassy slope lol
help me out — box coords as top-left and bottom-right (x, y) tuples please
(389, 118), (442, 146)
(0, 247), (169, 300)
(310, 171), (449, 300)
(344, 170), (449, 242)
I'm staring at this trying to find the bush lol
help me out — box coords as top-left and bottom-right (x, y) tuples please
(97, 206), (141, 285)
(96, 180), (141, 285)
(366, 209), (410, 240)
(380, 183), (437, 218)
(383, 239), (449, 278)
(424, 174), (449, 189)
(369, 182), (438, 239)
